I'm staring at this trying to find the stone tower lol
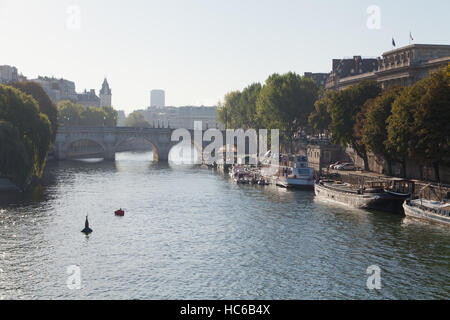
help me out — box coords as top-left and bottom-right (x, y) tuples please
(99, 78), (112, 107)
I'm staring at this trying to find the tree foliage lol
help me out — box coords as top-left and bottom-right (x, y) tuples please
(362, 87), (403, 174)
(309, 90), (333, 135)
(256, 72), (319, 150)
(0, 85), (52, 188)
(10, 81), (58, 143)
(124, 111), (151, 128)
(0, 120), (33, 187)
(411, 67), (450, 180)
(57, 100), (118, 127)
(386, 82), (426, 176)
(217, 91), (242, 129)
(238, 83), (262, 129)
(326, 80), (381, 170)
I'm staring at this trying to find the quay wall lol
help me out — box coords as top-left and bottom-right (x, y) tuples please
(346, 147), (450, 184)
(0, 178), (20, 192)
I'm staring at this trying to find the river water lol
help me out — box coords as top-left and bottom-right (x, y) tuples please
(0, 151), (449, 300)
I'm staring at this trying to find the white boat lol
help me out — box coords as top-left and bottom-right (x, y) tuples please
(274, 156), (315, 190)
(403, 199), (450, 225)
(233, 171), (250, 184)
(229, 166), (245, 178)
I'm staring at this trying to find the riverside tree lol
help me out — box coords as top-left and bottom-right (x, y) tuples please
(10, 81), (58, 143)
(362, 87), (404, 175)
(0, 85), (52, 188)
(57, 100), (117, 127)
(327, 80), (381, 170)
(124, 111), (151, 128)
(256, 72), (319, 152)
(386, 82), (426, 177)
(308, 90), (333, 136)
(0, 120), (33, 187)
(217, 91), (242, 129)
(412, 66), (450, 181)
(217, 83), (263, 130)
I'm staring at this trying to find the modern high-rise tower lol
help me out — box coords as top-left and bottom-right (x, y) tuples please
(150, 90), (165, 108)
(100, 78), (112, 107)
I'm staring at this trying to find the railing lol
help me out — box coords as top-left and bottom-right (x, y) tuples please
(57, 126), (175, 133)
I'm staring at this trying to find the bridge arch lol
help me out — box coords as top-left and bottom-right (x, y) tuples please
(64, 138), (107, 160)
(114, 136), (160, 162)
(168, 133), (203, 164)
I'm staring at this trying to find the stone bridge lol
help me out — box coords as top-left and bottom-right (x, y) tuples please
(54, 126), (248, 162)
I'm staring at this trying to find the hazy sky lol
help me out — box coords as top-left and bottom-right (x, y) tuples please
(1, 0), (449, 113)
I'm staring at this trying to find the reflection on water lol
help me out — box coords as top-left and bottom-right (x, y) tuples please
(0, 151), (449, 300)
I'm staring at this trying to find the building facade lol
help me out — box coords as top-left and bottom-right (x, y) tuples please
(77, 89), (100, 108)
(139, 106), (219, 130)
(117, 110), (126, 126)
(150, 90), (165, 108)
(325, 56), (378, 90)
(100, 78), (112, 107)
(307, 144), (345, 173)
(32, 76), (112, 108)
(32, 76), (78, 102)
(0, 65), (19, 84)
(376, 44), (450, 89)
(325, 44), (450, 91)
(304, 72), (330, 89)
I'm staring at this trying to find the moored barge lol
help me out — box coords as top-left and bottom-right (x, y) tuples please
(403, 199), (450, 225)
(314, 180), (397, 210)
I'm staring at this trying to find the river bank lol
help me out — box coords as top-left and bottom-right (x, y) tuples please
(0, 177), (21, 192)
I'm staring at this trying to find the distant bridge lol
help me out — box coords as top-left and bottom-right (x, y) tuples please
(55, 126), (244, 162)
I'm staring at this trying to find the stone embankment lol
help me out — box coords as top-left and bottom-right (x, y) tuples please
(0, 177), (20, 192)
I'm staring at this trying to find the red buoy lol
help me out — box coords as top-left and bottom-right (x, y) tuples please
(115, 209), (125, 216)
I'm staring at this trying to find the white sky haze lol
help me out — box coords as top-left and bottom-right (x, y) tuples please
(0, 0), (449, 113)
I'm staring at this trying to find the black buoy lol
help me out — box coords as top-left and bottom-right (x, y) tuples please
(81, 215), (93, 235)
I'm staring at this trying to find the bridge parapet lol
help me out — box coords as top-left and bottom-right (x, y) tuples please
(55, 126), (180, 162)
(55, 126), (251, 162)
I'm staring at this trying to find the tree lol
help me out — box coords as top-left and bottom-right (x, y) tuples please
(57, 101), (118, 127)
(238, 83), (262, 129)
(217, 91), (241, 129)
(10, 81), (58, 143)
(308, 90), (333, 136)
(101, 106), (118, 127)
(412, 66), (450, 181)
(124, 111), (151, 128)
(386, 85), (423, 176)
(80, 107), (107, 126)
(0, 85), (52, 187)
(58, 100), (84, 126)
(256, 72), (319, 152)
(362, 87), (403, 175)
(0, 120), (33, 188)
(327, 80), (381, 170)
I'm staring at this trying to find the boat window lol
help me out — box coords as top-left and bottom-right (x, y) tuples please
(297, 169), (311, 175)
